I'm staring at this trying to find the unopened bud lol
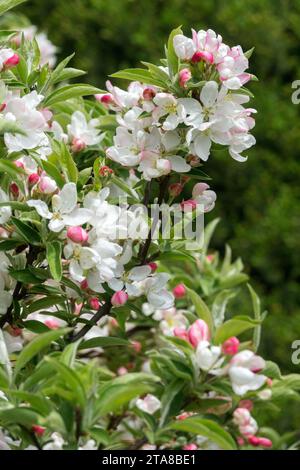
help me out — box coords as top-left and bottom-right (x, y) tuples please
(4, 53), (19, 69)
(67, 226), (89, 244)
(179, 68), (192, 88)
(191, 50), (214, 64)
(89, 297), (100, 310)
(168, 183), (183, 197)
(111, 290), (128, 307)
(143, 87), (156, 100)
(71, 137), (86, 152)
(28, 173), (40, 187)
(173, 283), (186, 299)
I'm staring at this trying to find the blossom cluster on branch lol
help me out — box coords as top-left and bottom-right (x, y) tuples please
(0, 1), (299, 451)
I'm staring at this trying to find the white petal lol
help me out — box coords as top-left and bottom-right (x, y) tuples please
(27, 200), (52, 219)
(194, 134), (211, 161)
(79, 247), (100, 270)
(69, 259), (84, 282)
(59, 182), (78, 214)
(167, 156), (191, 173)
(62, 208), (92, 226)
(200, 81), (219, 108)
(128, 265), (151, 281)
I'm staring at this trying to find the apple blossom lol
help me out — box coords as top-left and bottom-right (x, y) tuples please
(67, 111), (104, 149)
(0, 49), (19, 71)
(28, 182), (91, 232)
(136, 394), (161, 414)
(188, 319), (210, 347)
(111, 290), (128, 307)
(228, 350), (267, 395)
(196, 340), (224, 372)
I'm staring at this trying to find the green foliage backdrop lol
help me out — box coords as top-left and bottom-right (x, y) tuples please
(10, 0), (300, 372)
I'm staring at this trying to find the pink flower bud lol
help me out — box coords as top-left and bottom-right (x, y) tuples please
(237, 437), (245, 446)
(0, 103), (6, 112)
(67, 226), (89, 244)
(10, 182), (19, 197)
(143, 87), (156, 100)
(173, 283), (186, 299)
(44, 318), (60, 330)
(247, 435), (260, 447)
(117, 366), (128, 376)
(80, 279), (88, 290)
(99, 165), (114, 177)
(71, 137), (86, 152)
(179, 68), (192, 88)
(15, 160), (24, 169)
(188, 319), (210, 347)
(267, 378), (273, 387)
(206, 254), (214, 263)
(192, 182), (210, 198)
(89, 297), (100, 310)
(183, 444), (197, 450)
(177, 412), (193, 421)
(174, 327), (189, 341)
(180, 199), (197, 211)
(74, 302), (83, 316)
(191, 51), (214, 64)
(111, 290), (128, 307)
(131, 340), (142, 353)
(39, 176), (57, 194)
(0, 227), (9, 238)
(168, 183), (183, 197)
(238, 399), (253, 411)
(257, 437), (273, 448)
(4, 53), (19, 69)
(28, 173), (40, 187)
(32, 425), (46, 437)
(95, 93), (114, 107)
(148, 262), (158, 272)
(222, 336), (240, 355)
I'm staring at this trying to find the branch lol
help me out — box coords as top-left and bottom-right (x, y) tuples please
(70, 300), (112, 342)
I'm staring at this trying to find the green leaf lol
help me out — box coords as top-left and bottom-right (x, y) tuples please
(0, 239), (22, 251)
(14, 328), (71, 377)
(219, 273), (249, 289)
(202, 218), (220, 255)
(111, 175), (139, 202)
(110, 68), (165, 88)
(263, 361), (281, 379)
(166, 26), (182, 77)
(0, 408), (39, 427)
(186, 287), (213, 332)
(22, 320), (50, 334)
(27, 295), (65, 313)
(247, 284), (262, 352)
(214, 315), (260, 344)
(2, 389), (51, 415)
(0, 0), (26, 16)
(212, 289), (236, 328)
(46, 241), (62, 281)
(245, 47), (255, 59)
(59, 142), (78, 183)
(9, 269), (41, 284)
(43, 84), (102, 106)
(0, 329), (12, 382)
(78, 336), (130, 350)
(41, 159), (65, 188)
(170, 416), (237, 450)
(51, 67), (86, 84)
(0, 201), (32, 211)
(11, 217), (41, 245)
(0, 159), (26, 177)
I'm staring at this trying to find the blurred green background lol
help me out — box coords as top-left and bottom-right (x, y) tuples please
(10, 0), (300, 373)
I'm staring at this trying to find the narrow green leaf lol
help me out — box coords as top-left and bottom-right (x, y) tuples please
(43, 84), (102, 106)
(214, 316), (260, 344)
(186, 287), (213, 332)
(0, 0), (27, 17)
(79, 336), (130, 350)
(166, 26), (182, 77)
(11, 217), (41, 245)
(14, 328), (71, 377)
(170, 416), (237, 450)
(46, 241), (62, 281)
(247, 284), (262, 352)
(110, 68), (165, 88)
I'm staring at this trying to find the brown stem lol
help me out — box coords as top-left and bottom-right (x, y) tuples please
(70, 300), (112, 342)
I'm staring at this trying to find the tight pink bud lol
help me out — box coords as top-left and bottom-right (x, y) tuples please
(131, 340), (142, 353)
(95, 93), (114, 107)
(39, 176), (57, 194)
(222, 336), (240, 355)
(247, 436), (260, 447)
(173, 284), (186, 299)
(191, 51), (214, 64)
(4, 53), (19, 69)
(71, 137), (86, 152)
(238, 399), (253, 411)
(111, 290), (128, 307)
(179, 68), (192, 88)
(117, 366), (128, 376)
(183, 444), (197, 450)
(0, 103), (6, 112)
(15, 160), (24, 169)
(10, 182), (19, 197)
(188, 319), (210, 347)
(89, 297), (100, 310)
(174, 327), (189, 341)
(44, 318), (60, 330)
(148, 262), (158, 272)
(143, 87), (156, 100)
(80, 279), (88, 290)
(257, 437), (273, 448)
(28, 173), (40, 186)
(237, 437), (245, 446)
(32, 425), (46, 437)
(169, 183), (183, 197)
(180, 199), (197, 211)
(67, 226), (89, 244)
